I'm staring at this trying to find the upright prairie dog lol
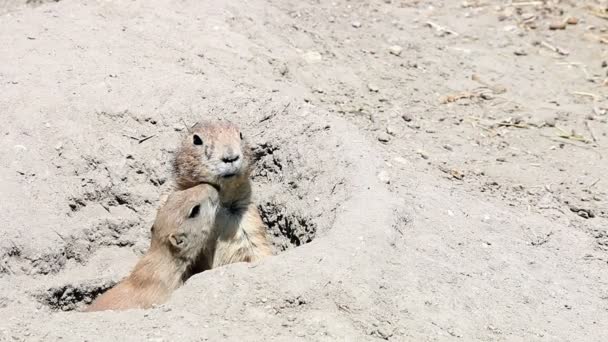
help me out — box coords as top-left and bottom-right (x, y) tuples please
(173, 120), (272, 270)
(84, 184), (219, 312)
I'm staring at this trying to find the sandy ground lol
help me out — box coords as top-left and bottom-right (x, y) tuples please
(1, 0), (607, 340)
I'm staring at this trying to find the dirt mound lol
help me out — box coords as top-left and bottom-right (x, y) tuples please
(1, 0), (607, 341)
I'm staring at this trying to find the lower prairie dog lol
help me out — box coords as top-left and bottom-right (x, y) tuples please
(84, 184), (219, 312)
(173, 120), (272, 270)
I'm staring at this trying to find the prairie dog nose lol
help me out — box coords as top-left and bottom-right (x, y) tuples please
(221, 153), (240, 163)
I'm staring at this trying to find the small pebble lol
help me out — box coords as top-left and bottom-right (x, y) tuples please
(351, 21), (362, 28)
(417, 150), (429, 159)
(393, 157), (407, 165)
(378, 170), (391, 184)
(367, 83), (380, 92)
(443, 144), (453, 151)
(278, 64), (289, 76)
(577, 210), (591, 219)
(566, 17), (578, 25)
(302, 51), (322, 64)
(386, 126), (396, 136)
(388, 45), (403, 56)
(513, 49), (527, 56)
(401, 113), (413, 122)
(549, 21), (567, 30)
(480, 93), (494, 100)
(377, 132), (391, 143)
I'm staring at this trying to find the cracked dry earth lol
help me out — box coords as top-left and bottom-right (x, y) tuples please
(1, 0), (607, 341)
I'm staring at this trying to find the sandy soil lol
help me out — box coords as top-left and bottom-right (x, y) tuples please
(1, 0), (607, 340)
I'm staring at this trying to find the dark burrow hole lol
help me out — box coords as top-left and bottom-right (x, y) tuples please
(258, 201), (317, 252)
(36, 280), (116, 312)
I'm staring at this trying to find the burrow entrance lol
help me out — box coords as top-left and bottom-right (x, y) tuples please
(35, 280), (117, 312)
(28, 108), (348, 312)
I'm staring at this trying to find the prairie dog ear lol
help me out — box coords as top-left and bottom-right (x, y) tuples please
(168, 233), (187, 250)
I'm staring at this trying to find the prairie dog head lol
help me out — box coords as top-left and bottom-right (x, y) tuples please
(173, 120), (251, 191)
(151, 184), (219, 261)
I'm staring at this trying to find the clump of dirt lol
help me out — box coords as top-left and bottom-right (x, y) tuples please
(250, 142), (284, 182)
(1, 245), (68, 276)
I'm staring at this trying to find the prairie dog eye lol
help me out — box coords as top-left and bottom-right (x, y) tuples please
(188, 204), (200, 218)
(193, 134), (203, 146)
(239, 132), (243, 140)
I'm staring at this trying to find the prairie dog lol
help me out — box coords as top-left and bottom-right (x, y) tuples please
(84, 184), (219, 312)
(173, 120), (272, 270)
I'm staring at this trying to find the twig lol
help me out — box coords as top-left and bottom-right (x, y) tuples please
(466, 116), (495, 133)
(442, 92), (476, 103)
(539, 41), (569, 56)
(585, 121), (598, 144)
(496, 122), (528, 128)
(572, 91), (599, 101)
(259, 102), (291, 123)
(554, 125), (588, 142)
(510, 1), (543, 6)
(51, 229), (68, 242)
(331, 178), (345, 195)
(540, 134), (603, 158)
(557, 62), (592, 80)
(122, 134), (139, 141)
(584, 32), (608, 44)
(519, 13), (538, 26)
(531, 231), (553, 246)
(425, 21), (459, 36)
(281, 102), (291, 114)
(138, 135), (156, 144)
(588, 6), (608, 20)
(472, 74), (507, 94)
(181, 118), (192, 133)
(587, 178), (601, 190)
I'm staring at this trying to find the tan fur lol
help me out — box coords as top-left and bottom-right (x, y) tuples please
(173, 120), (272, 270)
(84, 184), (219, 312)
